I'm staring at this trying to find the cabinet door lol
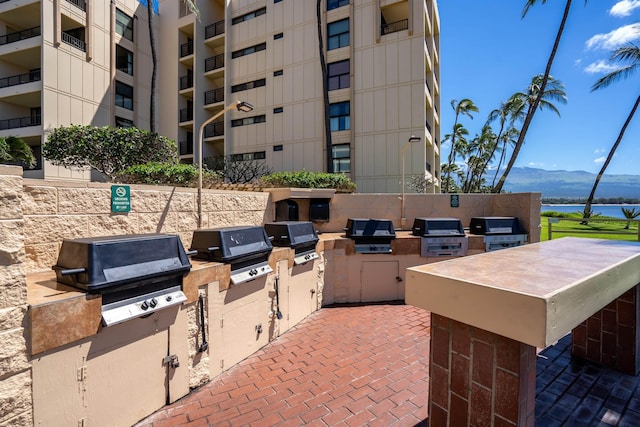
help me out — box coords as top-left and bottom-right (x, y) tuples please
(360, 261), (400, 302)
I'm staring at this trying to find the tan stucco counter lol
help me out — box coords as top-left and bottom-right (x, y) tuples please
(406, 237), (640, 348)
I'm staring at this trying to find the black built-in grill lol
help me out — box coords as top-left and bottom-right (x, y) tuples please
(264, 221), (320, 265)
(412, 217), (468, 257)
(345, 218), (396, 254)
(469, 216), (527, 251)
(190, 225), (273, 285)
(52, 234), (192, 327)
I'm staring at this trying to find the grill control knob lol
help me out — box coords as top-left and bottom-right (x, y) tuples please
(249, 269), (258, 276)
(149, 298), (158, 308)
(166, 295), (173, 302)
(140, 300), (149, 310)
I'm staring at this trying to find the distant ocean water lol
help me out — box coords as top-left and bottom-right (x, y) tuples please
(541, 204), (640, 219)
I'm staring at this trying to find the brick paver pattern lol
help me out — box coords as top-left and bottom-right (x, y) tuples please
(136, 303), (430, 427)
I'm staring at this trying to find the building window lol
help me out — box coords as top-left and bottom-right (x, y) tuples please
(329, 101), (350, 131)
(115, 9), (134, 42)
(116, 45), (133, 75)
(274, 145), (283, 151)
(231, 115), (266, 127)
(231, 78), (266, 93)
(274, 70), (283, 76)
(115, 81), (134, 110)
(232, 42), (267, 59)
(328, 0), (349, 11)
(328, 59), (349, 91)
(273, 107), (283, 114)
(332, 143), (350, 172)
(232, 7), (266, 25)
(115, 116), (134, 128)
(230, 151), (266, 161)
(274, 33), (283, 40)
(328, 19), (349, 50)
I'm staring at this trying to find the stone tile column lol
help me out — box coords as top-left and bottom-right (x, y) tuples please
(0, 166), (32, 425)
(429, 313), (536, 427)
(572, 285), (640, 375)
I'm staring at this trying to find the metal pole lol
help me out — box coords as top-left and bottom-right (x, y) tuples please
(401, 136), (420, 230)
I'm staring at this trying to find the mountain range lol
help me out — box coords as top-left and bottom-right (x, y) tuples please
(499, 167), (640, 199)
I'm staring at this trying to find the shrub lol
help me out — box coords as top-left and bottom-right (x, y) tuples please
(116, 162), (222, 187)
(261, 170), (356, 192)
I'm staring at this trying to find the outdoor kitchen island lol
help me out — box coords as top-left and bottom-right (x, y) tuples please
(405, 237), (640, 426)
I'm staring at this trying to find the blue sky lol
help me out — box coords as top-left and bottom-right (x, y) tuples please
(438, 0), (640, 176)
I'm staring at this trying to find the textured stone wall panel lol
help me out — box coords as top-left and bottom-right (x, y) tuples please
(58, 188), (111, 214)
(0, 371), (32, 424)
(0, 307), (25, 333)
(0, 329), (29, 378)
(88, 214), (139, 237)
(0, 176), (23, 220)
(201, 193), (224, 211)
(0, 221), (26, 266)
(222, 194), (268, 212)
(21, 186), (57, 216)
(24, 244), (59, 274)
(24, 216), (89, 246)
(207, 211), (264, 228)
(0, 266), (27, 310)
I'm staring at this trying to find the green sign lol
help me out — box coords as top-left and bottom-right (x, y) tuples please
(111, 185), (131, 213)
(450, 194), (459, 208)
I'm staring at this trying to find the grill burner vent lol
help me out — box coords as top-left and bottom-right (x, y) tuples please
(52, 233), (192, 326)
(469, 216), (527, 251)
(191, 226), (274, 284)
(412, 218), (468, 257)
(345, 218), (396, 254)
(264, 221), (320, 265)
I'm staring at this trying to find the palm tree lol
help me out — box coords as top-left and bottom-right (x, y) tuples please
(492, 74), (567, 192)
(583, 44), (640, 220)
(0, 136), (36, 168)
(443, 99), (478, 192)
(316, 0), (333, 172)
(463, 125), (497, 193)
(492, 0), (576, 193)
(621, 207), (640, 230)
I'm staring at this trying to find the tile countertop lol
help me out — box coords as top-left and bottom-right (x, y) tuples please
(405, 237), (640, 348)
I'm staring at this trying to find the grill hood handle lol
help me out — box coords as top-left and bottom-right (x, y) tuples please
(58, 267), (86, 276)
(185, 249), (198, 256)
(207, 246), (220, 252)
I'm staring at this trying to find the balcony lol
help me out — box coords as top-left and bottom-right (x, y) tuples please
(0, 69), (41, 89)
(204, 88), (224, 105)
(0, 115), (41, 130)
(0, 26), (40, 46)
(180, 40), (193, 58)
(204, 121), (224, 138)
(204, 54), (224, 73)
(179, 108), (193, 123)
(179, 140), (193, 156)
(380, 19), (408, 36)
(61, 32), (85, 52)
(205, 20), (225, 40)
(179, 75), (193, 90)
(65, 0), (86, 12)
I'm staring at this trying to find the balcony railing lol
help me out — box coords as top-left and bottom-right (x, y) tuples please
(0, 26), (41, 46)
(426, 120), (431, 133)
(204, 54), (224, 72)
(205, 20), (225, 39)
(61, 32), (86, 51)
(204, 121), (224, 138)
(179, 140), (194, 155)
(179, 108), (193, 122)
(65, 0), (86, 11)
(380, 19), (408, 36)
(0, 69), (41, 89)
(180, 40), (193, 57)
(0, 115), (41, 130)
(204, 88), (224, 105)
(179, 75), (193, 90)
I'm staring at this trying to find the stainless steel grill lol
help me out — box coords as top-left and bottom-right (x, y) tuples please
(264, 221), (320, 265)
(345, 218), (396, 254)
(190, 226), (273, 285)
(52, 234), (192, 327)
(412, 217), (468, 257)
(469, 216), (527, 252)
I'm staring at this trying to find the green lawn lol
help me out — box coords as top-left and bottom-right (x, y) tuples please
(540, 213), (639, 242)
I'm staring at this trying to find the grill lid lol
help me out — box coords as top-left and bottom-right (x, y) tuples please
(469, 217), (525, 235)
(412, 218), (465, 237)
(345, 218), (396, 239)
(52, 234), (192, 292)
(190, 226), (273, 264)
(264, 221), (319, 248)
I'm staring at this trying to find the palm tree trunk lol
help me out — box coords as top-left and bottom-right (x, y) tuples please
(147, 3), (157, 134)
(492, 0), (572, 193)
(443, 119), (459, 193)
(583, 94), (640, 218)
(317, 0), (333, 172)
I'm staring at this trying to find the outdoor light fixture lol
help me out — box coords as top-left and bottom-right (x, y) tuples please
(197, 100), (255, 228)
(401, 135), (421, 230)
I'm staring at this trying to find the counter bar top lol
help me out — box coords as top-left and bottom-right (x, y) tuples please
(406, 237), (640, 348)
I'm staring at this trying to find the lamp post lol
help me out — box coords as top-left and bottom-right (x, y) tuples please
(401, 135), (421, 230)
(198, 100), (254, 228)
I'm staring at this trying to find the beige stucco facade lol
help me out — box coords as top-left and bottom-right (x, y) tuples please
(0, 0), (440, 193)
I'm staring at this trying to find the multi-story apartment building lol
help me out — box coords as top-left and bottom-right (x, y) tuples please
(0, 0), (440, 193)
